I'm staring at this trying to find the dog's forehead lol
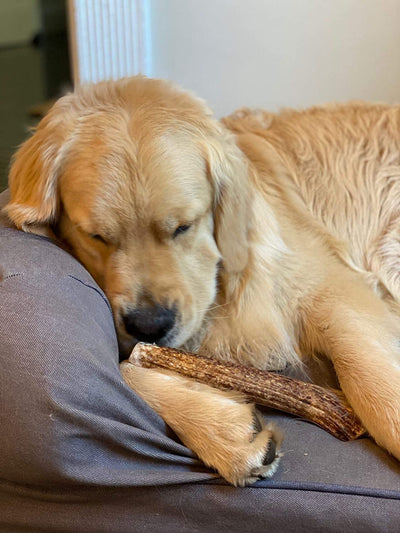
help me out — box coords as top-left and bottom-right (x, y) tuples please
(62, 127), (212, 228)
(135, 133), (212, 226)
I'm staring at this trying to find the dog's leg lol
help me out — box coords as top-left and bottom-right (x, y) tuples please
(120, 362), (282, 486)
(308, 275), (400, 460)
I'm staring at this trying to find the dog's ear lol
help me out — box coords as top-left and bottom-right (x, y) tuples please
(4, 100), (73, 236)
(203, 124), (252, 274)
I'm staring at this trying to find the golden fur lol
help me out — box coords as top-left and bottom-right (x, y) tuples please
(4, 76), (400, 485)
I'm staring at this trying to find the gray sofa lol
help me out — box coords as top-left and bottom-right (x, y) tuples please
(1, 189), (399, 532)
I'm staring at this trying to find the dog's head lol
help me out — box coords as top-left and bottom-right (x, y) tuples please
(5, 76), (251, 354)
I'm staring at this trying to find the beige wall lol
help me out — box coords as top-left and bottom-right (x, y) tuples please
(0, 0), (41, 47)
(149, 0), (400, 116)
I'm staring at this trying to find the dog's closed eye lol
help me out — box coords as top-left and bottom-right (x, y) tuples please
(90, 233), (108, 245)
(173, 224), (191, 239)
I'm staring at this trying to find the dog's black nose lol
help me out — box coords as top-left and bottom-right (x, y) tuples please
(122, 305), (176, 343)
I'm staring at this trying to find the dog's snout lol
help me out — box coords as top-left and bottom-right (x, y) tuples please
(123, 304), (176, 343)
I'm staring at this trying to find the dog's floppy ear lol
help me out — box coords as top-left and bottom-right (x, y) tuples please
(204, 124), (252, 274)
(4, 100), (73, 236)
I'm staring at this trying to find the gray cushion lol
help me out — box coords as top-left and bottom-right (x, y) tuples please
(1, 189), (400, 532)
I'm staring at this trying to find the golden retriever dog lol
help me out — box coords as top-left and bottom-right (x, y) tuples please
(4, 76), (400, 486)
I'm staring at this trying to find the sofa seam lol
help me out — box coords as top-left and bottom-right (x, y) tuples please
(67, 274), (113, 315)
(0, 477), (399, 501)
(203, 480), (400, 501)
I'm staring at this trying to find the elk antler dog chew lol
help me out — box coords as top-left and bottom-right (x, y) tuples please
(129, 342), (366, 441)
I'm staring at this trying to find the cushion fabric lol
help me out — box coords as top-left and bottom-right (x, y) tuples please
(1, 189), (399, 532)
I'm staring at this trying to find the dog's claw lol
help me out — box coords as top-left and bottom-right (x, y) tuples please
(263, 438), (277, 465)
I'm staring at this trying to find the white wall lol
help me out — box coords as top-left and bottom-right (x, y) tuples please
(148, 0), (400, 117)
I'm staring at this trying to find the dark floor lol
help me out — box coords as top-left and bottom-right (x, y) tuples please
(0, 45), (45, 192)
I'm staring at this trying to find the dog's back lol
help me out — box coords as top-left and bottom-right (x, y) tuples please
(223, 103), (400, 305)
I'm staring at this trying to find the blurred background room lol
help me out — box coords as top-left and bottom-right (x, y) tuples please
(0, 0), (70, 191)
(1, 0), (400, 192)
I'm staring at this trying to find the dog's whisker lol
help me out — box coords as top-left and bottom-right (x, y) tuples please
(207, 303), (230, 312)
(198, 302), (231, 314)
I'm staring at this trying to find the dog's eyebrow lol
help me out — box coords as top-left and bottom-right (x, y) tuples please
(76, 222), (116, 243)
(161, 217), (183, 232)
(158, 209), (203, 233)
(153, 218), (184, 239)
(160, 199), (211, 228)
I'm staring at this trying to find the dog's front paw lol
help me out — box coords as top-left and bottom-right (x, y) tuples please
(221, 410), (282, 486)
(120, 362), (282, 486)
(187, 404), (283, 487)
(245, 412), (283, 484)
